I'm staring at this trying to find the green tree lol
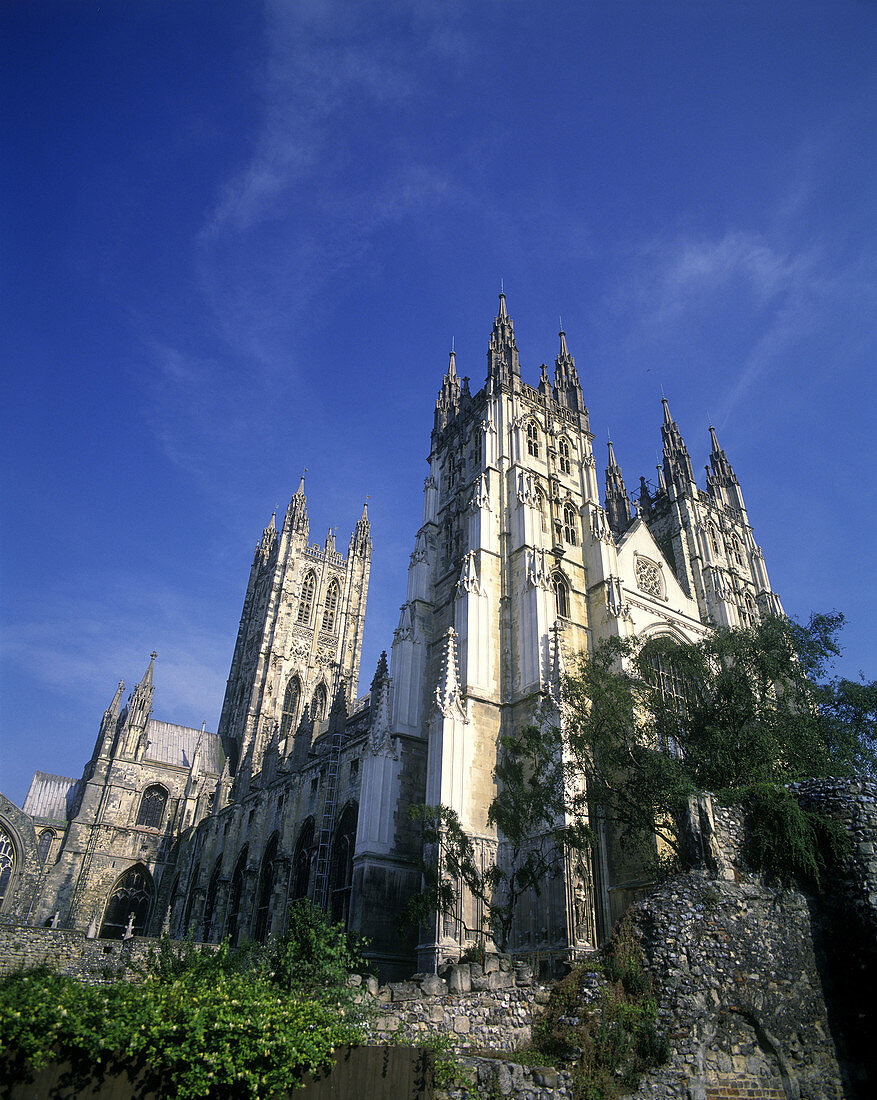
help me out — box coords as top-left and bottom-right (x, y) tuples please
(562, 613), (876, 886)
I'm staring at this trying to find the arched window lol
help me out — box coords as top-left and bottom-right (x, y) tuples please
(280, 677), (301, 741)
(563, 502), (579, 545)
(203, 858), (222, 941)
(321, 580), (340, 633)
(253, 833), (279, 944)
(558, 437), (572, 475)
(37, 829), (54, 866)
(329, 804), (358, 928)
(297, 572), (316, 624)
(526, 420), (540, 459)
(136, 785), (168, 829)
(708, 524), (721, 557)
(311, 684), (328, 723)
(731, 536), (743, 565)
(99, 864), (154, 939)
(552, 573), (570, 619)
(291, 818), (315, 901)
(0, 826), (16, 911)
(226, 847), (248, 946)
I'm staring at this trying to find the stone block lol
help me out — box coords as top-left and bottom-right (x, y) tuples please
(448, 964), (472, 993)
(388, 980), (420, 1001)
(420, 974), (447, 996)
(488, 970), (514, 990)
(453, 1014), (471, 1034)
(484, 954), (500, 974)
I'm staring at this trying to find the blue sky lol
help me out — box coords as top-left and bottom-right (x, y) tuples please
(2, 0), (875, 808)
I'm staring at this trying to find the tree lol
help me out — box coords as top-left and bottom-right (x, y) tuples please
(562, 613), (876, 886)
(405, 723), (594, 951)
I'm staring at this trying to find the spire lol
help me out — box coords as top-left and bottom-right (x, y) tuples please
(486, 291), (520, 386)
(350, 498), (371, 558)
(259, 509), (278, 558)
(435, 347), (463, 432)
(121, 653), (156, 757)
(660, 398), (695, 493)
(705, 424), (745, 510)
(553, 326), (586, 422)
(92, 679), (125, 761)
(285, 470), (309, 536)
(604, 438), (632, 536)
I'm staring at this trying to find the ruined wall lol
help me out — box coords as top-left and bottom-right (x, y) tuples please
(0, 926), (156, 983)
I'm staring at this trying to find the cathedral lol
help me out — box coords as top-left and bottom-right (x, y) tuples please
(0, 295), (782, 976)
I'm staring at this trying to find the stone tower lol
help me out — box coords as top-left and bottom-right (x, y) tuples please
(354, 294), (784, 966)
(216, 478), (371, 789)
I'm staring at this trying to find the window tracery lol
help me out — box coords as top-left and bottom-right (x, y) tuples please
(136, 785), (167, 830)
(322, 580), (339, 633)
(552, 572), (570, 618)
(558, 437), (572, 475)
(563, 502), (579, 545)
(0, 826), (15, 911)
(280, 677), (301, 741)
(635, 557), (663, 599)
(297, 572), (316, 624)
(99, 865), (153, 939)
(526, 420), (540, 459)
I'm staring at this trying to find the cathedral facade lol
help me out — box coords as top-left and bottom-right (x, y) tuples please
(0, 296), (782, 976)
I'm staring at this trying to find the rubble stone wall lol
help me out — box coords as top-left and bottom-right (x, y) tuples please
(0, 926), (155, 983)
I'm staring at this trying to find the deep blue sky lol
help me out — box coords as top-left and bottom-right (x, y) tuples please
(2, 1), (875, 807)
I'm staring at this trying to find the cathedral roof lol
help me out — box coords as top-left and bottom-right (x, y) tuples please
(142, 719), (225, 773)
(22, 771), (79, 823)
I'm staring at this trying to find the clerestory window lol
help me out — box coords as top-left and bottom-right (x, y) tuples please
(563, 502), (579, 545)
(322, 580), (339, 633)
(558, 437), (572, 475)
(297, 572), (316, 624)
(526, 420), (540, 459)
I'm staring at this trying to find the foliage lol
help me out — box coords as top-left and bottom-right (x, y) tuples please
(0, 966), (360, 1098)
(1, 904), (369, 1098)
(528, 920), (668, 1100)
(561, 614), (875, 885)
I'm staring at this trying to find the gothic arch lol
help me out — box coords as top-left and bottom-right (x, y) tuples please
(558, 435), (572, 475)
(253, 832), (280, 944)
(99, 864), (154, 939)
(182, 860), (200, 933)
(551, 571), (570, 619)
(0, 823), (17, 915)
(562, 501), (579, 545)
(297, 571), (317, 624)
(311, 683), (328, 723)
(291, 817), (315, 901)
(280, 676), (301, 741)
(329, 802), (358, 927)
(526, 419), (540, 459)
(321, 579), (340, 633)
(136, 784), (168, 829)
(226, 846), (249, 945)
(36, 829), (54, 866)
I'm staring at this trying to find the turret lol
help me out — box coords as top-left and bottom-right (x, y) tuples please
(90, 679), (125, 763)
(349, 501), (372, 558)
(706, 425), (747, 514)
(284, 473), (309, 537)
(434, 348), (462, 433)
(661, 397), (695, 495)
(604, 438), (632, 537)
(120, 653), (156, 758)
(486, 292), (521, 387)
(553, 329), (587, 428)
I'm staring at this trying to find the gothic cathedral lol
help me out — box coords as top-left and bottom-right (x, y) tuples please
(0, 295), (782, 976)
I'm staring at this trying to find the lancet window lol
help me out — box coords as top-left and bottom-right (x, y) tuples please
(297, 572), (316, 624)
(37, 829), (54, 866)
(311, 684), (328, 723)
(563, 502), (579, 545)
(280, 677), (301, 741)
(558, 437), (572, 475)
(552, 572), (570, 619)
(329, 803), (358, 928)
(0, 826), (15, 911)
(321, 580), (340, 633)
(291, 818), (315, 901)
(253, 833), (279, 944)
(226, 847), (248, 946)
(526, 420), (540, 458)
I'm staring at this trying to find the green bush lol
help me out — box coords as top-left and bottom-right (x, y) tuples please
(0, 903), (370, 1098)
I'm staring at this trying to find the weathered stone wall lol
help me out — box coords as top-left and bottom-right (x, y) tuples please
(0, 925), (155, 983)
